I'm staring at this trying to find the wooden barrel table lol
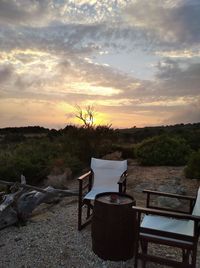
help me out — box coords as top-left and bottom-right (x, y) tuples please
(91, 192), (136, 261)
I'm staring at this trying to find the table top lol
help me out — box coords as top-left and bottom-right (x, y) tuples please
(96, 193), (134, 205)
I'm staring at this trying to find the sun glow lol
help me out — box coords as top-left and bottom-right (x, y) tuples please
(69, 82), (121, 96)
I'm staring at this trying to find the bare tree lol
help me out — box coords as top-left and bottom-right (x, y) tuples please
(75, 105), (95, 128)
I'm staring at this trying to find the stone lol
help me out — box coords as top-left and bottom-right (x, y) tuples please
(156, 178), (187, 209)
(157, 196), (181, 209)
(46, 168), (72, 189)
(134, 182), (155, 193)
(102, 151), (122, 160)
(158, 179), (186, 195)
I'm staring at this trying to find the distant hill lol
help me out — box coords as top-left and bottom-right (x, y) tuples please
(0, 126), (50, 135)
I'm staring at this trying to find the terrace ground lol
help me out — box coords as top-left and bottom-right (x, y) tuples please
(0, 159), (200, 268)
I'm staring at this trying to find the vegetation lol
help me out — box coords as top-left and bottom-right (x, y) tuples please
(136, 135), (191, 166)
(118, 123), (200, 150)
(0, 125), (117, 184)
(185, 150), (200, 179)
(75, 105), (95, 128)
(0, 122), (200, 184)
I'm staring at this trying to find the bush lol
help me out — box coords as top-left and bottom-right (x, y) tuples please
(185, 150), (200, 179)
(0, 125), (120, 184)
(111, 144), (135, 159)
(0, 139), (83, 184)
(136, 135), (191, 166)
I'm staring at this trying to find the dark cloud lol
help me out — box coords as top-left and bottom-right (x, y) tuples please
(0, 0), (49, 26)
(0, 23), (106, 54)
(0, 64), (14, 83)
(164, 101), (200, 125)
(124, 0), (200, 49)
(155, 60), (200, 97)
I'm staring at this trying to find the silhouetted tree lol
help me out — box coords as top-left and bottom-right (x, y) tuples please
(75, 105), (95, 128)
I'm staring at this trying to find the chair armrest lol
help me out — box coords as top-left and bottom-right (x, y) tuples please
(143, 189), (196, 201)
(118, 171), (127, 184)
(77, 171), (92, 181)
(132, 206), (200, 222)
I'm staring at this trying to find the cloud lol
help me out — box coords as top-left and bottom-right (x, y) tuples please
(0, 0), (128, 27)
(0, 0), (200, 128)
(163, 99), (200, 125)
(0, 64), (14, 83)
(0, 0), (51, 26)
(124, 0), (200, 48)
(154, 60), (200, 97)
(1, 0), (199, 55)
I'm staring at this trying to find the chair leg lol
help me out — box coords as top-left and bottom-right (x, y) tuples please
(86, 202), (91, 219)
(78, 179), (83, 230)
(78, 199), (93, 230)
(134, 251), (138, 268)
(78, 198), (83, 231)
(182, 249), (190, 266)
(191, 248), (197, 268)
(141, 239), (148, 268)
(134, 236), (139, 268)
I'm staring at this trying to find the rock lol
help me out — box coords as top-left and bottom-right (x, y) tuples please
(14, 237), (22, 242)
(156, 178), (187, 209)
(158, 178), (186, 195)
(157, 196), (181, 208)
(46, 168), (72, 189)
(135, 182), (155, 193)
(102, 151), (122, 160)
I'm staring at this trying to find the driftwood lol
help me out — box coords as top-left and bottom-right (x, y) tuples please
(0, 176), (78, 230)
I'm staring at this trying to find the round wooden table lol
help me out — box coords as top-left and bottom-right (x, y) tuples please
(91, 192), (136, 261)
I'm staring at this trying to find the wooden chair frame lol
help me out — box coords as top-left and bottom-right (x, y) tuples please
(133, 190), (200, 268)
(77, 170), (127, 230)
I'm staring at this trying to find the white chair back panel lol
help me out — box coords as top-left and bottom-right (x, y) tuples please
(92, 169), (122, 189)
(91, 158), (127, 190)
(192, 187), (200, 216)
(91, 158), (127, 171)
(141, 215), (194, 237)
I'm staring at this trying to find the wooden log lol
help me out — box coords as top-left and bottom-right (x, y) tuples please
(0, 177), (78, 229)
(0, 179), (78, 196)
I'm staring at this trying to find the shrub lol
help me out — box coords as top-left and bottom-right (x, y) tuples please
(136, 135), (191, 166)
(185, 150), (200, 179)
(0, 139), (83, 184)
(111, 144), (135, 159)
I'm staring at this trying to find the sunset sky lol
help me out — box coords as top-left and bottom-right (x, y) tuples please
(0, 0), (200, 129)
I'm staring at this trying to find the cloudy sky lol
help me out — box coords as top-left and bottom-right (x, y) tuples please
(0, 0), (200, 129)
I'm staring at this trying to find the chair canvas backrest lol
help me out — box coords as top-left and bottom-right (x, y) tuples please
(91, 158), (127, 192)
(192, 186), (200, 216)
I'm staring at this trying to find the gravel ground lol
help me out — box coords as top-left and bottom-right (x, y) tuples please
(0, 162), (200, 268)
(0, 196), (135, 268)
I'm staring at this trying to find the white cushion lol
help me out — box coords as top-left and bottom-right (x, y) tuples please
(192, 187), (200, 216)
(141, 215), (194, 237)
(84, 158), (127, 200)
(84, 187), (117, 200)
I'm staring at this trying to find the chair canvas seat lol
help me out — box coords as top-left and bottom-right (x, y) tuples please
(141, 215), (194, 237)
(84, 158), (127, 200)
(84, 186), (118, 200)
